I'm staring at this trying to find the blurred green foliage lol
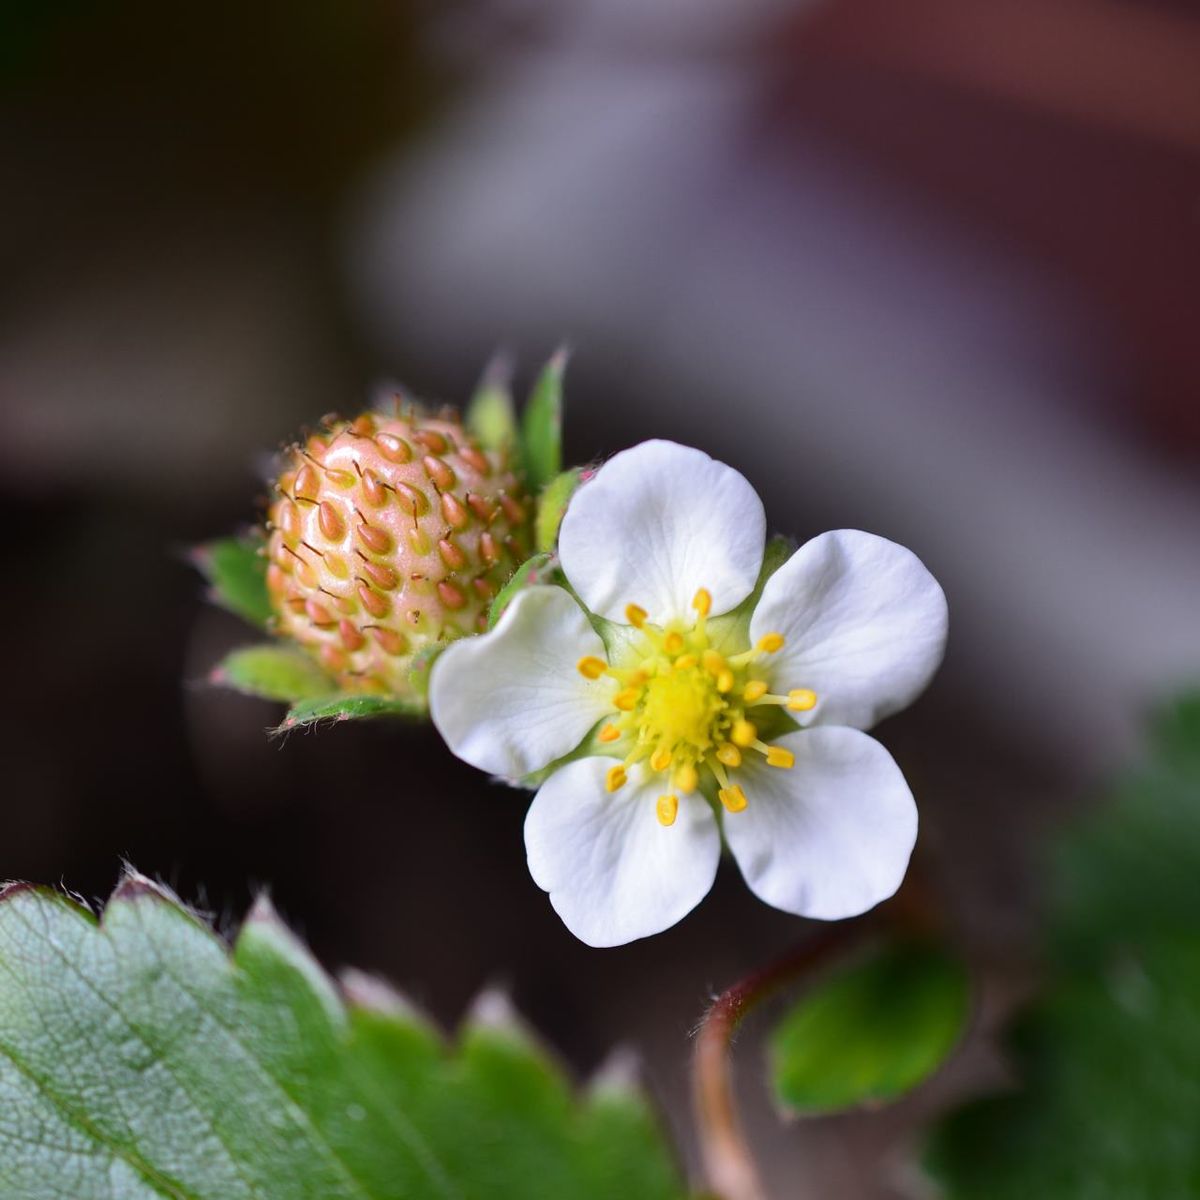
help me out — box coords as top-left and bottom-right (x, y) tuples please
(928, 695), (1200, 1198)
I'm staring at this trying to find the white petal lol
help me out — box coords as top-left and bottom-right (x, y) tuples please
(723, 727), (917, 920)
(751, 530), (947, 730)
(429, 586), (613, 778)
(558, 440), (766, 624)
(524, 758), (721, 947)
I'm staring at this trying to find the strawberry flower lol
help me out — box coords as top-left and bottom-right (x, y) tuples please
(430, 441), (947, 946)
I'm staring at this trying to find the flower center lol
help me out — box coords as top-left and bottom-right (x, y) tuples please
(577, 588), (818, 827)
(640, 665), (723, 756)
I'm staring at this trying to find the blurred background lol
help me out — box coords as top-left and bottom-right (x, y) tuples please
(3, 1), (1199, 1195)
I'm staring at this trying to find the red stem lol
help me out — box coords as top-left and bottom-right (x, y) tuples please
(691, 921), (871, 1200)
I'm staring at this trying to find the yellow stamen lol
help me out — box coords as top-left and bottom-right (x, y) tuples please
(673, 761), (699, 794)
(588, 585), (797, 808)
(716, 742), (742, 768)
(731, 718), (757, 748)
(788, 688), (818, 712)
(719, 785), (748, 813)
(706, 756), (730, 792)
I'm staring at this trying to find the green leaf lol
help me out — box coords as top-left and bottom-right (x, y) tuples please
(927, 933), (1200, 1199)
(535, 468), (582, 554)
(278, 692), (426, 731)
(520, 350), (567, 494)
(466, 356), (519, 454)
(0, 876), (689, 1200)
(769, 940), (969, 1115)
(192, 535), (273, 629)
(1050, 691), (1200, 968)
(927, 694), (1200, 1198)
(488, 553), (554, 629)
(211, 644), (335, 703)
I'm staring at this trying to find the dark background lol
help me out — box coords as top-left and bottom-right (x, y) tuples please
(4, 2), (1199, 1194)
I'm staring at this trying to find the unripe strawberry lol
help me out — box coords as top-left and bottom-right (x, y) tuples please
(264, 406), (532, 698)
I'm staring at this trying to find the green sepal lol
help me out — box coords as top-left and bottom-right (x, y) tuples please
(705, 534), (794, 652)
(520, 349), (567, 494)
(191, 534), (272, 628)
(769, 939), (969, 1116)
(0, 874), (690, 1200)
(407, 641), (446, 700)
(210, 643), (336, 703)
(466, 355), (519, 454)
(488, 552), (555, 629)
(276, 692), (426, 732)
(535, 467), (582, 553)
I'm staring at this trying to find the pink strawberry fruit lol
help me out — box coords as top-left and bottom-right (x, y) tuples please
(264, 406), (531, 698)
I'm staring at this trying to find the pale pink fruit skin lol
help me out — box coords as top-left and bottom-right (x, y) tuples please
(265, 409), (531, 697)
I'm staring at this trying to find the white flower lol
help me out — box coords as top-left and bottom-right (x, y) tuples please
(430, 440), (948, 947)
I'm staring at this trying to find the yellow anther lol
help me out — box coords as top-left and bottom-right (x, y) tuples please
(577, 655), (607, 680)
(692, 588), (712, 618)
(742, 679), (768, 703)
(614, 687), (641, 711)
(757, 632), (786, 654)
(731, 718), (757, 748)
(674, 654), (698, 671)
(673, 761), (699, 794)
(702, 649), (725, 676)
(719, 785), (748, 813)
(625, 603), (648, 629)
(606, 764), (628, 793)
(656, 794), (679, 827)
(663, 631), (685, 655)
(788, 688), (818, 712)
(650, 746), (673, 772)
(716, 743), (742, 768)
(765, 745), (796, 769)
(716, 669), (734, 694)
(598, 724), (621, 744)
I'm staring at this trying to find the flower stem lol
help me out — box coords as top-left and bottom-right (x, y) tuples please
(691, 919), (872, 1200)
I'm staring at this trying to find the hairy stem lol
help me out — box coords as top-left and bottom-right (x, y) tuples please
(692, 920), (870, 1200)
